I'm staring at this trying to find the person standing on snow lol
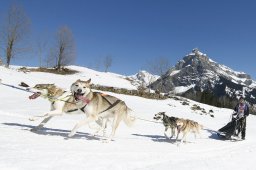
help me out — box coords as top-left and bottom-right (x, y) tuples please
(233, 96), (250, 140)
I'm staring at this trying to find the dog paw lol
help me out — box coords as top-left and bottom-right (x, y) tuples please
(93, 131), (100, 137)
(68, 132), (75, 138)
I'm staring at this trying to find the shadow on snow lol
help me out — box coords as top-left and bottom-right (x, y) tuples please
(132, 133), (177, 143)
(2, 122), (100, 141)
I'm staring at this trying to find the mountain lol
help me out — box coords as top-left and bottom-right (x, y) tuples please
(127, 70), (160, 88)
(150, 48), (256, 113)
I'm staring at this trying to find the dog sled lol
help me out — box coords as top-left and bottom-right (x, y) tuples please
(217, 114), (243, 140)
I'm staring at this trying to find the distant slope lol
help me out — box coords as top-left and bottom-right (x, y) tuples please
(0, 65), (137, 90)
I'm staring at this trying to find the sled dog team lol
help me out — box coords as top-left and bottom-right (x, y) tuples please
(153, 112), (203, 144)
(29, 79), (202, 143)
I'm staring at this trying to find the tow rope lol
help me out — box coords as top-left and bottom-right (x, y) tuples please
(134, 116), (162, 124)
(0, 81), (34, 94)
(0, 80), (76, 104)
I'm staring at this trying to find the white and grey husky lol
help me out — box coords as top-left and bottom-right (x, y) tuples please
(28, 83), (80, 131)
(68, 79), (135, 141)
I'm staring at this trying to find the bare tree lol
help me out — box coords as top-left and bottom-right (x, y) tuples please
(0, 4), (30, 68)
(52, 26), (76, 71)
(103, 55), (112, 72)
(45, 47), (56, 68)
(147, 56), (171, 76)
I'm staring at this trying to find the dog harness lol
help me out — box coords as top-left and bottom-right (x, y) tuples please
(67, 93), (121, 114)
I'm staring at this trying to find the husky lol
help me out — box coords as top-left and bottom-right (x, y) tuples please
(28, 83), (80, 131)
(68, 79), (135, 141)
(175, 118), (203, 144)
(153, 112), (178, 139)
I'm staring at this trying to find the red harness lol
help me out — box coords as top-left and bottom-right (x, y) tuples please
(78, 96), (91, 104)
(79, 93), (108, 104)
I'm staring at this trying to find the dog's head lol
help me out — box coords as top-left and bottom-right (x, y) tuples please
(71, 79), (91, 101)
(176, 119), (184, 128)
(153, 112), (166, 121)
(28, 84), (55, 99)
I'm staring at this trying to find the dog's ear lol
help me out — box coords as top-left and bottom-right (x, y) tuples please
(86, 78), (91, 84)
(76, 79), (81, 82)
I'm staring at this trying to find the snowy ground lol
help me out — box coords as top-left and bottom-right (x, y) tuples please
(0, 66), (256, 170)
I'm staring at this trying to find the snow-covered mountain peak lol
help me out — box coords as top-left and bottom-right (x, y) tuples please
(150, 49), (256, 112)
(173, 49), (254, 87)
(128, 70), (159, 87)
(175, 48), (212, 70)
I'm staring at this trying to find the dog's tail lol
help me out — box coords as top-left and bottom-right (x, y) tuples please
(123, 106), (136, 127)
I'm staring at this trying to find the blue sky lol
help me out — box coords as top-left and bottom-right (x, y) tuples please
(0, 0), (256, 78)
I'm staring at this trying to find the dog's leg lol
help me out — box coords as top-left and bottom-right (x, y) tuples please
(177, 134), (187, 147)
(29, 103), (55, 121)
(176, 131), (183, 147)
(175, 129), (180, 142)
(164, 127), (169, 139)
(170, 127), (176, 139)
(29, 109), (64, 121)
(100, 118), (108, 138)
(180, 133), (187, 144)
(94, 118), (108, 137)
(29, 114), (48, 121)
(31, 110), (64, 131)
(68, 116), (96, 137)
(31, 116), (53, 131)
(169, 128), (173, 139)
(106, 114), (122, 142)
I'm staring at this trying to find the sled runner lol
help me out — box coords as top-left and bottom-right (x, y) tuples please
(216, 115), (242, 140)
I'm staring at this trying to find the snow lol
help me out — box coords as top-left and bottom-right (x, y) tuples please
(173, 85), (195, 94)
(185, 50), (256, 88)
(183, 49), (256, 89)
(1, 65), (256, 170)
(169, 70), (180, 76)
(216, 64), (256, 87)
(0, 65), (137, 90)
(188, 49), (206, 57)
(128, 70), (159, 87)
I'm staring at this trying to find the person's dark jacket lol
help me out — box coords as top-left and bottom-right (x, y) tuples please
(234, 103), (250, 117)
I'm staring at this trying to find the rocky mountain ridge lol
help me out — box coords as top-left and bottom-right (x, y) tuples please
(150, 48), (256, 113)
